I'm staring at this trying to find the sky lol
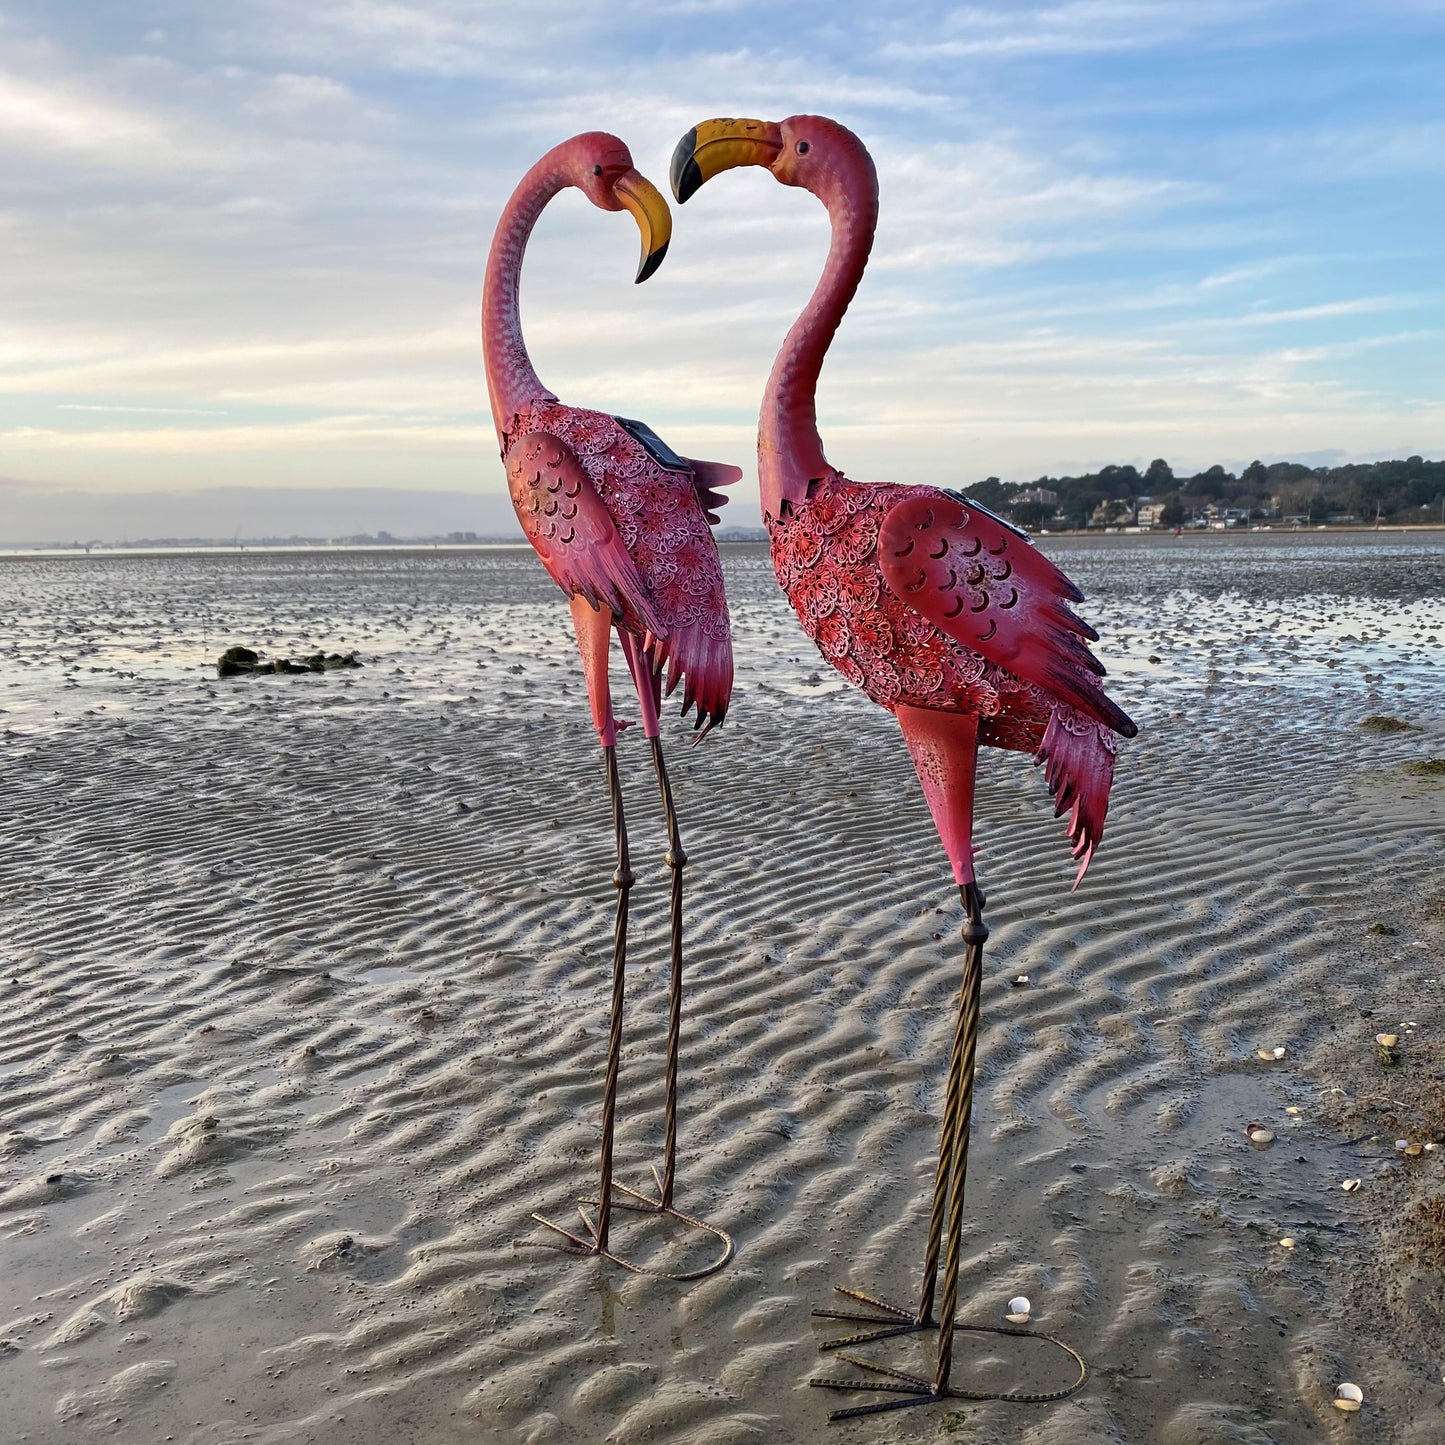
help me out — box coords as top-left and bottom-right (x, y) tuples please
(2, 0), (1443, 543)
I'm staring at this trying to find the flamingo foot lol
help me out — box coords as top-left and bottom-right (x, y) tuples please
(810, 1327), (1089, 1423)
(577, 1163), (734, 1279)
(524, 1168), (733, 1281)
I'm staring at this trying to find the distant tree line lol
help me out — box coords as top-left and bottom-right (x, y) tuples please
(965, 456), (1445, 529)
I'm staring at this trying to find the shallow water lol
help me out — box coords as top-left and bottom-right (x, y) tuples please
(2, 532), (1440, 742)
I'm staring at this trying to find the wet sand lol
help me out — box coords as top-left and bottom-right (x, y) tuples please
(2, 533), (1443, 1443)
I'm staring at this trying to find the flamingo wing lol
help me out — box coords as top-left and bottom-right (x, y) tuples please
(878, 490), (1137, 737)
(505, 429), (664, 637)
(682, 457), (742, 524)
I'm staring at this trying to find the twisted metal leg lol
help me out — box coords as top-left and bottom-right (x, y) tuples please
(812, 883), (985, 1349)
(812, 885), (1086, 1420)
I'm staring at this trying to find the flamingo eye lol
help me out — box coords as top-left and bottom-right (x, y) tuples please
(796, 141), (810, 154)
(593, 164), (603, 176)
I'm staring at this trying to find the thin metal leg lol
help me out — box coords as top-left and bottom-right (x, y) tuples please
(531, 742), (631, 1254)
(586, 735), (734, 1279)
(529, 711), (732, 1281)
(812, 883), (976, 1349)
(651, 735), (685, 1211)
(593, 742), (633, 1251)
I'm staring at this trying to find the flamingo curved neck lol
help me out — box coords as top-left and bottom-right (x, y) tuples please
(759, 157), (878, 522)
(483, 155), (568, 444)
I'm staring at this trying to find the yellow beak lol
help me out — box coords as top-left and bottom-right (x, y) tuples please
(670, 118), (784, 203)
(612, 169), (672, 283)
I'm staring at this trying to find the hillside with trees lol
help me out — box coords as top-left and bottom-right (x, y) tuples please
(966, 456), (1445, 530)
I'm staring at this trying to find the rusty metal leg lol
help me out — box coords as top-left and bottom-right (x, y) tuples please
(530, 741), (631, 1257)
(932, 883), (986, 1393)
(812, 883), (977, 1350)
(531, 727), (731, 1280)
(810, 885), (1086, 1421)
(593, 742), (633, 1252)
(594, 735), (734, 1279)
(653, 735), (685, 1211)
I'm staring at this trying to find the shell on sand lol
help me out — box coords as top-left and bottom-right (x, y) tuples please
(1333, 1382), (1365, 1412)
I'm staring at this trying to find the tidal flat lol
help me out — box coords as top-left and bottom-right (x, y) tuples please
(1, 531), (1442, 1443)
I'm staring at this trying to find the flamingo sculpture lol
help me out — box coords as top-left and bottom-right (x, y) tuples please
(484, 132), (739, 1277)
(672, 116), (1137, 1413)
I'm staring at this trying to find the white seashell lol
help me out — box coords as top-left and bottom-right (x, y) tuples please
(1246, 1124), (1275, 1145)
(1004, 1295), (1031, 1323)
(1285, 1106), (1302, 1116)
(1395, 1139), (1411, 1152)
(1256, 1046), (1286, 1060)
(1425, 1143), (1438, 1153)
(1279, 1237), (1296, 1249)
(1342, 1178), (1362, 1192)
(1333, 1382), (1364, 1411)
(1011, 974), (1030, 987)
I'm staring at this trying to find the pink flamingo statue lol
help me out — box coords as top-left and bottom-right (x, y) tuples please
(484, 132), (739, 1278)
(672, 116), (1136, 1413)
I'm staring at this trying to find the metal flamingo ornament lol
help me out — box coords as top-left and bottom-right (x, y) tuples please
(484, 131), (739, 1278)
(672, 116), (1136, 1413)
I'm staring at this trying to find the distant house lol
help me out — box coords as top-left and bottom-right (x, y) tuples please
(1089, 498), (1134, 526)
(1017, 486), (1059, 507)
(1203, 504), (1249, 528)
(1136, 502), (1165, 527)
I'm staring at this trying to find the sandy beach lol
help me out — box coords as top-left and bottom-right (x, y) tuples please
(2, 532), (1443, 1443)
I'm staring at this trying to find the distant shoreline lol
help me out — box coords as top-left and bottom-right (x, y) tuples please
(3, 522), (1444, 559)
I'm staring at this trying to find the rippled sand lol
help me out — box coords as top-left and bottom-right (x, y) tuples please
(2, 534), (1443, 1443)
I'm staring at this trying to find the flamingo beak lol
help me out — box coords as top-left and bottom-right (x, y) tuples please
(670, 118), (784, 203)
(612, 170), (672, 284)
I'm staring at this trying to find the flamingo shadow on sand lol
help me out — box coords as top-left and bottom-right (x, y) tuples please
(673, 115), (1135, 1413)
(483, 132), (739, 1280)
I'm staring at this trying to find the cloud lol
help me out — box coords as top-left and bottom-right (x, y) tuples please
(0, 67), (224, 173)
(0, 0), (1438, 542)
(880, 0), (1300, 60)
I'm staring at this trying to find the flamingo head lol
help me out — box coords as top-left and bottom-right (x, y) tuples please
(567, 132), (673, 283)
(670, 115), (873, 205)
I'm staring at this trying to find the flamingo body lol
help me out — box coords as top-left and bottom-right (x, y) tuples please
(483, 130), (737, 731)
(769, 475), (1129, 879)
(674, 114), (1134, 882)
(503, 399), (734, 725)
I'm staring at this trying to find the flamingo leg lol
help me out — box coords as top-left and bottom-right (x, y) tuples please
(811, 702), (1086, 1418)
(652, 734), (685, 1212)
(580, 631), (732, 1278)
(810, 883), (980, 1350)
(530, 608), (731, 1279)
(530, 599), (634, 1258)
(811, 884), (1085, 1418)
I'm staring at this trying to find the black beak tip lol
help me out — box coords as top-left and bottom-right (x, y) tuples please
(670, 129), (701, 203)
(635, 238), (668, 285)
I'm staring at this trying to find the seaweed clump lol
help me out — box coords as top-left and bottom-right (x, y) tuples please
(1360, 715), (1412, 733)
(218, 646), (363, 678)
